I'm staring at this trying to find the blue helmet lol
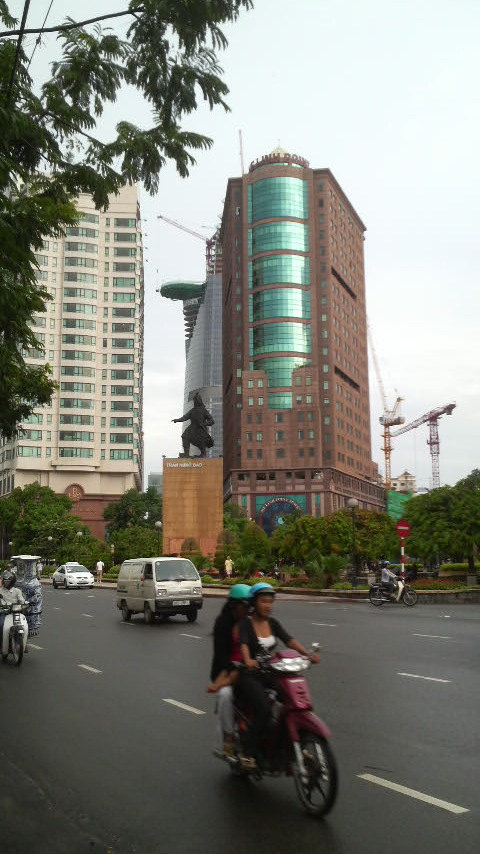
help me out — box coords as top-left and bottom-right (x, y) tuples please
(228, 583), (251, 604)
(248, 582), (276, 600)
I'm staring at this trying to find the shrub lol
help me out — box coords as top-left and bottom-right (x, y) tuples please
(332, 581), (353, 590)
(200, 574), (214, 584)
(410, 579), (469, 590)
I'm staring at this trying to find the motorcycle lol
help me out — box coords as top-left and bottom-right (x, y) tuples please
(213, 645), (338, 818)
(369, 580), (418, 607)
(0, 601), (30, 666)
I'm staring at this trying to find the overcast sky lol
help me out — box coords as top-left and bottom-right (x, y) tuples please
(14, 0), (479, 490)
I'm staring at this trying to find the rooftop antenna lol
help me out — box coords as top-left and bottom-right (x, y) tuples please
(239, 129), (245, 175)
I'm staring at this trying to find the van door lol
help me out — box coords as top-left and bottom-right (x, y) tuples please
(129, 563), (143, 612)
(142, 563), (154, 611)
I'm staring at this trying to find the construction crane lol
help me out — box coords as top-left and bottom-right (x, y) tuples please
(157, 215), (221, 275)
(390, 403), (456, 490)
(367, 324), (404, 490)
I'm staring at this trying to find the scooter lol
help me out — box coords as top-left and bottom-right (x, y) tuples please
(213, 645), (338, 818)
(369, 581), (418, 607)
(0, 601), (30, 666)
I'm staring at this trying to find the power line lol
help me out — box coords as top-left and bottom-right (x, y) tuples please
(26, 0), (55, 71)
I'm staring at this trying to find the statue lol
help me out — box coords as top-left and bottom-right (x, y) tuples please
(172, 392), (215, 458)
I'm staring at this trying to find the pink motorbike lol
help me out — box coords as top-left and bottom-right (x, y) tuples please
(215, 645), (338, 818)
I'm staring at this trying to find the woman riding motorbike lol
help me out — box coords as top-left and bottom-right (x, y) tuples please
(237, 582), (319, 770)
(207, 583), (251, 755)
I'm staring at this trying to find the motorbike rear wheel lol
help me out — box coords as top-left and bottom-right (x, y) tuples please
(369, 586), (384, 606)
(293, 732), (337, 817)
(12, 633), (24, 667)
(402, 587), (418, 606)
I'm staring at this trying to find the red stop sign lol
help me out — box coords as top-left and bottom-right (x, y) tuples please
(396, 519), (411, 537)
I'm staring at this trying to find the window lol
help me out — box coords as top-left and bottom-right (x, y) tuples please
(257, 397), (263, 406)
(275, 431), (284, 441)
(275, 413), (284, 423)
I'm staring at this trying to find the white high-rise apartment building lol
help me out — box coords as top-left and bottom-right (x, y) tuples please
(0, 185), (144, 538)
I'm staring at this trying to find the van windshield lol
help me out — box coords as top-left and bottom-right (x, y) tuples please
(154, 560), (199, 582)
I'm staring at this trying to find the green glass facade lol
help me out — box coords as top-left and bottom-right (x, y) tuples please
(252, 356), (311, 388)
(248, 221), (309, 254)
(249, 289), (310, 321)
(250, 322), (311, 355)
(248, 177), (308, 222)
(249, 254), (310, 288)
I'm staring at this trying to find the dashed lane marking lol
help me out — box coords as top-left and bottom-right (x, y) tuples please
(179, 633), (202, 639)
(413, 633), (451, 639)
(397, 672), (451, 683)
(28, 644), (43, 650)
(358, 774), (469, 814)
(163, 699), (205, 715)
(78, 664), (102, 674)
(81, 613), (94, 618)
(312, 622), (337, 627)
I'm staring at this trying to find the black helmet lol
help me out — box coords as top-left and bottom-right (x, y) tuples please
(2, 570), (15, 590)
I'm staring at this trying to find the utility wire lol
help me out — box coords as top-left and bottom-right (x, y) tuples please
(27, 0), (55, 71)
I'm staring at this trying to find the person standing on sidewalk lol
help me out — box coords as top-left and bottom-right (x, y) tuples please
(224, 556), (234, 579)
(96, 559), (104, 584)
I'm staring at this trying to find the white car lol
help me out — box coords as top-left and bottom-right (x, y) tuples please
(52, 563), (94, 589)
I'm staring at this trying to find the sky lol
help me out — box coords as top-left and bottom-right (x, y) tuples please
(11, 0), (480, 491)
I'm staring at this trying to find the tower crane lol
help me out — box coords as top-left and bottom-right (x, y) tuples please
(157, 215), (221, 275)
(390, 403), (456, 490)
(367, 324), (404, 490)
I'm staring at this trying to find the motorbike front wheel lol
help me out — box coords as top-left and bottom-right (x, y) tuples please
(12, 633), (24, 667)
(369, 586), (384, 606)
(402, 587), (418, 606)
(293, 732), (338, 818)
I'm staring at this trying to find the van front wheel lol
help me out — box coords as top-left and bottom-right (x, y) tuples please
(186, 608), (198, 623)
(144, 602), (154, 624)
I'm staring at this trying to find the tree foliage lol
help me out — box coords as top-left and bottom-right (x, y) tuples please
(103, 486), (162, 534)
(0, 1), (252, 432)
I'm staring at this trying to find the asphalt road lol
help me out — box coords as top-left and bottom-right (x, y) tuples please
(1, 587), (479, 854)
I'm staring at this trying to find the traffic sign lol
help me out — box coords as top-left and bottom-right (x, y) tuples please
(396, 519), (411, 537)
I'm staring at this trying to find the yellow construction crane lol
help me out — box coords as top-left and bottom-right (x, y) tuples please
(367, 324), (404, 491)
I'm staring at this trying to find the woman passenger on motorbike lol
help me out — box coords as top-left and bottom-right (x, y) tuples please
(237, 582), (319, 770)
(207, 583), (251, 756)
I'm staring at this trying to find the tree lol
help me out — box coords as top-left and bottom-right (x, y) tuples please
(104, 487), (162, 534)
(0, 1), (252, 433)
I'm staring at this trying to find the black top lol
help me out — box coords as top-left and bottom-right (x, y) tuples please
(210, 603), (236, 681)
(238, 616), (292, 659)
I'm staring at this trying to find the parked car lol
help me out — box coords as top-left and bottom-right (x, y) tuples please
(52, 562), (94, 589)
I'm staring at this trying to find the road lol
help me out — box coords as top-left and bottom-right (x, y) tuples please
(1, 586), (479, 853)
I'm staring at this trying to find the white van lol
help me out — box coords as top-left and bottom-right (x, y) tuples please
(116, 557), (203, 624)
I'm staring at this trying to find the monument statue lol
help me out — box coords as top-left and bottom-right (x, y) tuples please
(172, 392), (215, 458)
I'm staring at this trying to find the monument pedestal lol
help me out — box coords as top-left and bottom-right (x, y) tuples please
(162, 458), (223, 558)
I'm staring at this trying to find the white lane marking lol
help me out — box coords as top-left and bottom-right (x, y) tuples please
(397, 672), (451, 683)
(53, 607), (61, 610)
(413, 633), (451, 639)
(78, 664), (102, 674)
(81, 613), (93, 618)
(88, 595), (95, 598)
(312, 622), (337, 627)
(179, 633), (202, 639)
(28, 643), (43, 650)
(358, 774), (469, 814)
(163, 699), (205, 715)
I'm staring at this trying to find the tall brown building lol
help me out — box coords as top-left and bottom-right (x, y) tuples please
(220, 147), (383, 533)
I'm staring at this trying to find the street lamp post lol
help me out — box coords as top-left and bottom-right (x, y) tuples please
(155, 521), (162, 556)
(347, 498), (359, 587)
(110, 543), (115, 568)
(47, 535), (53, 567)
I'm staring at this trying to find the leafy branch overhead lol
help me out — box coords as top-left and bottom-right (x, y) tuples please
(0, 0), (252, 434)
